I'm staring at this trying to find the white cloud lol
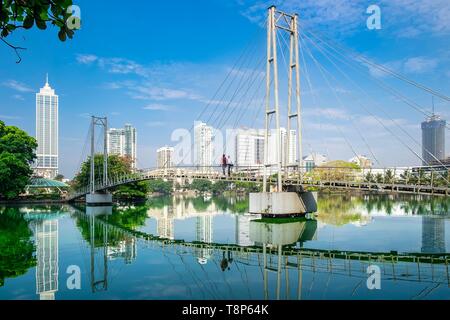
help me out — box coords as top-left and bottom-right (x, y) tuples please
(304, 107), (349, 120)
(2, 80), (33, 92)
(143, 104), (173, 111)
(12, 94), (25, 100)
(129, 85), (202, 102)
(403, 57), (438, 74)
(76, 54), (98, 64)
(237, 0), (450, 36)
(0, 114), (21, 120)
(146, 121), (166, 127)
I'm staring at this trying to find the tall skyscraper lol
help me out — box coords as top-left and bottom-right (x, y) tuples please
(421, 114), (446, 165)
(194, 121), (213, 169)
(107, 124), (137, 169)
(35, 219), (59, 300)
(157, 146), (174, 169)
(35, 75), (58, 179)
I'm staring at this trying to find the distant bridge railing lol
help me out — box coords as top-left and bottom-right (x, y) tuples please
(68, 165), (450, 200)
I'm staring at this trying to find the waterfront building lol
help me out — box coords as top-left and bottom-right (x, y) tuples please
(421, 114), (446, 165)
(157, 146), (174, 169)
(194, 121), (213, 169)
(107, 124), (137, 169)
(35, 75), (59, 179)
(349, 155), (373, 168)
(235, 128), (297, 167)
(303, 153), (328, 172)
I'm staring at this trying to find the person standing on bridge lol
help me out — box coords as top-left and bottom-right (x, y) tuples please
(227, 155), (233, 176)
(221, 154), (227, 176)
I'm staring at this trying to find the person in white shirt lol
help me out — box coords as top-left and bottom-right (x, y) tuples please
(227, 155), (233, 176)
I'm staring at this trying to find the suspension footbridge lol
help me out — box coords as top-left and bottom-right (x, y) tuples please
(68, 6), (450, 205)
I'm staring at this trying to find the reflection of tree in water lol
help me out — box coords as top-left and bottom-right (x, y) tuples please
(316, 194), (364, 226)
(191, 197), (213, 212)
(75, 205), (149, 247)
(362, 194), (450, 216)
(147, 196), (172, 209)
(213, 196), (249, 214)
(0, 207), (36, 287)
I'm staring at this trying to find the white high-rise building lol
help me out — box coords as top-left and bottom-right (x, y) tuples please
(268, 128), (297, 165)
(235, 128), (265, 167)
(107, 124), (137, 169)
(234, 128), (297, 168)
(35, 75), (58, 179)
(157, 146), (174, 169)
(194, 121), (213, 169)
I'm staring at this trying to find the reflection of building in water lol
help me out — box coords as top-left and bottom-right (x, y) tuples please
(421, 216), (446, 253)
(35, 219), (59, 300)
(107, 237), (137, 264)
(235, 214), (259, 246)
(155, 205), (175, 239)
(195, 216), (213, 264)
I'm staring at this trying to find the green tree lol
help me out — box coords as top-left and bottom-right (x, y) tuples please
(384, 169), (395, 184)
(189, 179), (212, 193)
(210, 181), (229, 194)
(54, 174), (64, 181)
(1, 0), (78, 62)
(73, 154), (148, 200)
(147, 179), (173, 194)
(0, 120), (37, 199)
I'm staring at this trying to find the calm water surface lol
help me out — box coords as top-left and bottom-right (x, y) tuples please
(1, 193), (450, 300)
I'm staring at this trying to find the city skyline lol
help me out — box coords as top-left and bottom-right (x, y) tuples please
(1, 1), (449, 178)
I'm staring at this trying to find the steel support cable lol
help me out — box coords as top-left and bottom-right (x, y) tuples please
(301, 34), (361, 161)
(175, 41), (264, 167)
(293, 30), (331, 161)
(303, 27), (450, 130)
(279, 29), (330, 164)
(217, 55), (266, 130)
(298, 23), (450, 103)
(301, 30), (450, 177)
(214, 52), (266, 130)
(75, 124), (92, 177)
(180, 51), (266, 166)
(233, 76), (267, 164)
(299, 33), (380, 166)
(167, 26), (263, 168)
(298, 32), (383, 167)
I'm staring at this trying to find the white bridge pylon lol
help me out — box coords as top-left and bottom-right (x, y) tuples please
(86, 116), (112, 206)
(251, 5), (312, 216)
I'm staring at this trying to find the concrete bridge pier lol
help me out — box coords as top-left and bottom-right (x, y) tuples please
(249, 191), (317, 217)
(86, 192), (113, 206)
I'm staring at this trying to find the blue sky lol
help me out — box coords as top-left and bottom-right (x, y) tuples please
(0, 0), (449, 177)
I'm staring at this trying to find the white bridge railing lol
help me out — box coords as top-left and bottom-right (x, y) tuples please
(68, 165), (450, 200)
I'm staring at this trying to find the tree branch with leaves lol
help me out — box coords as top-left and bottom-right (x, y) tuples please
(0, 0), (78, 62)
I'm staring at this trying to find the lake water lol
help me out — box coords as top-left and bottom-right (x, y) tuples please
(1, 193), (450, 300)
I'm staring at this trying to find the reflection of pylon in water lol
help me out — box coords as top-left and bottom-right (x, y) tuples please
(262, 244), (303, 300)
(90, 214), (108, 292)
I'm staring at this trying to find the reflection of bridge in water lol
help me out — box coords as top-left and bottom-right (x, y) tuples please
(72, 205), (450, 299)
